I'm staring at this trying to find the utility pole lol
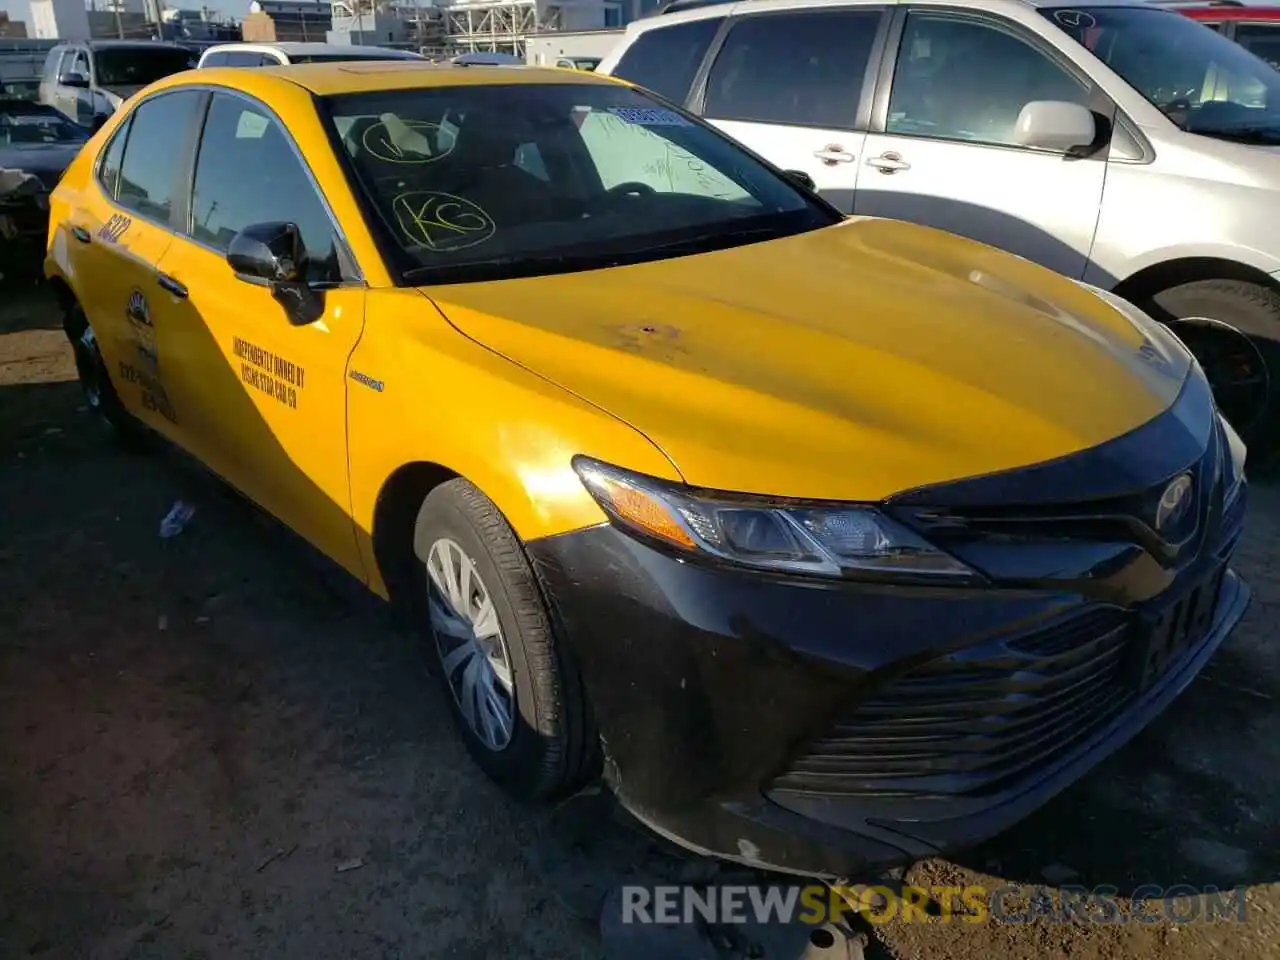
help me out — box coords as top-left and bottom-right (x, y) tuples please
(114, 0), (125, 39)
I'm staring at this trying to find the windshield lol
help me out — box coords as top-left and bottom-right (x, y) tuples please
(93, 47), (196, 87)
(0, 101), (86, 145)
(293, 52), (422, 63)
(1043, 5), (1280, 142)
(323, 82), (837, 284)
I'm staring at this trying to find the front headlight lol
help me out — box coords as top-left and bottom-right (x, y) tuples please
(573, 457), (978, 580)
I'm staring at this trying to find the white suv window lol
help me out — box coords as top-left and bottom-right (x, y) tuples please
(887, 12), (1090, 148)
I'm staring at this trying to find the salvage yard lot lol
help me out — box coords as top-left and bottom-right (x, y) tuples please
(1, 286), (1278, 960)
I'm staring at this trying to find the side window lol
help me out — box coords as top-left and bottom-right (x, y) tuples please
(189, 93), (342, 282)
(610, 18), (723, 104)
(703, 10), (883, 128)
(97, 115), (131, 199)
(1235, 23), (1280, 69)
(886, 13), (1090, 148)
(116, 91), (203, 221)
(575, 107), (753, 201)
(201, 52), (229, 67)
(226, 51), (273, 66)
(42, 49), (65, 83)
(69, 49), (90, 79)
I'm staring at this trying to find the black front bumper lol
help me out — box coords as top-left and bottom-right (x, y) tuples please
(528, 374), (1252, 879)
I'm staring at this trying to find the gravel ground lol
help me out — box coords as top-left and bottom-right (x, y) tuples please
(1, 285), (1277, 960)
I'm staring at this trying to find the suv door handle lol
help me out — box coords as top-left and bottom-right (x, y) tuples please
(157, 273), (188, 299)
(866, 152), (911, 174)
(813, 145), (856, 166)
(71, 226), (91, 243)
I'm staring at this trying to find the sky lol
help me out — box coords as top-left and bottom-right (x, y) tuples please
(1, 0), (255, 20)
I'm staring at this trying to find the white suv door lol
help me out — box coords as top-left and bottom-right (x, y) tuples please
(853, 9), (1109, 279)
(695, 6), (889, 212)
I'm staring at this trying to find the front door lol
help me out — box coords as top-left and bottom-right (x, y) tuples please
(853, 9), (1109, 279)
(697, 6), (888, 213)
(62, 90), (206, 443)
(149, 91), (367, 578)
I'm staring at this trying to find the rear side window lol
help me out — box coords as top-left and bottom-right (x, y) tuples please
(201, 52), (229, 67)
(611, 17), (723, 104)
(115, 90), (203, 222)
(97, 115), (130, 198)
(1236, 23), (1280, 69)
(225, 51), (275, 66)
(704, 10), (884, 128)
(42, 49), (65, 83)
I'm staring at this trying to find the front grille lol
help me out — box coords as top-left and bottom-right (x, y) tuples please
(771, 583), (1222, 801)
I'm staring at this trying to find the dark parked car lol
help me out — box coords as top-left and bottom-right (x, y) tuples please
(0, 98), (87, 279)
(37, 40), (195, 130)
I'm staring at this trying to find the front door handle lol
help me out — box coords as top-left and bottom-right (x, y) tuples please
(157, 273), (188, 299)
(866, 152), (911, 174)
(813, 145), (856, 166)
(71, 225), (91, 243)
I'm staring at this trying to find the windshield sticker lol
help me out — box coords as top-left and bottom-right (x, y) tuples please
(1053, 9), (1096, 28)
(606, 106), (694, 128)
(362, 119), (457, 164)
(235, 110), (270, 140)
(392, 191), (495, 252)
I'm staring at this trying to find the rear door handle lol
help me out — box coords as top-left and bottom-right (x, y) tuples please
(813, 145), (856, 166)
(157, 273), (188, 299)
(71, 225), (91, 243)
(866, 152), (911, 174)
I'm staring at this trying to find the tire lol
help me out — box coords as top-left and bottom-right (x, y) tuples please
(1149, 279), (1280, 464)
(62, 299), (152, 451)
(413, 479), (598, 801)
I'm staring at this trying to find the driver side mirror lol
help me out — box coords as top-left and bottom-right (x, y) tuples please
(783, 169), (817, 192)
(1012, 100), (1097, 154)
(227, 221), (324, 326)
(58, 72), (89, 88)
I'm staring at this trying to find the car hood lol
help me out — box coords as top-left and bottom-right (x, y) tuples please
(422, 217), (1191, 502)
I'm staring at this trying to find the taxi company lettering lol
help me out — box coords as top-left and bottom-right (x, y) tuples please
(232, 336), (305, 410)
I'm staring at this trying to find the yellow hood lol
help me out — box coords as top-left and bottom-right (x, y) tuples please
(423, 218), (1189, 501)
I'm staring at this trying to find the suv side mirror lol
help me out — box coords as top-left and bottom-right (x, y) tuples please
(783, 169), (817, 192)
(1013, 100), (1097, 153)
(58, 72), (90, 88)
(227, 221), (324, 325)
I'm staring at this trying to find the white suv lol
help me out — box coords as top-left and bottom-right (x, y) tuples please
(599, 0), (1280, 457)
(196, 42), (423, 69)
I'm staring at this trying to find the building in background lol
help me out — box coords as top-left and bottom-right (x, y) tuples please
(243, 0), (331, 41)
(524, 26), (620, 64)
(0, 12), (31, 37)
(438, 0), (621, 57)
(29, 0), (92, 40)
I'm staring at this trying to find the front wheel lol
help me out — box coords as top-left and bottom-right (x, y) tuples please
(413, 479), (598, 801)
(1149, 279), (1280, 464)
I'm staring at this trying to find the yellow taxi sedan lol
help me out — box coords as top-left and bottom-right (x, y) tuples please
(45, 62), (1250, 879)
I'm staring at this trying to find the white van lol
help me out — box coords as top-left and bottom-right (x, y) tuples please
(599, 0), (1280, 457)
(196, 42), (424, 69)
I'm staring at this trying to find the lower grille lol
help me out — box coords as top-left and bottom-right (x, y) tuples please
(772, 580), (1223, 801)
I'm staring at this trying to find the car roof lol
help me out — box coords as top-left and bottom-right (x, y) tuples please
(191, 60), (619, 96)
(78, 40), (189, 50)
(201, 41), (423, 57)
(640, 0), (1160, 20)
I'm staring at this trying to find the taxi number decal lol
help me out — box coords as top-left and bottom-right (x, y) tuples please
(118, 361), (178, 424)
(233, 336), (305, 410)
(98, 213), (131, 244)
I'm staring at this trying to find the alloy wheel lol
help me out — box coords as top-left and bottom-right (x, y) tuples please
(425, 537), (516, 751)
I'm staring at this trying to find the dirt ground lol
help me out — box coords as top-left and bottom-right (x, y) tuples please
(1, 285), (1278, 960)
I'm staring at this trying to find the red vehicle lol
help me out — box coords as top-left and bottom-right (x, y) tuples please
(1155, 0), (1280, 66)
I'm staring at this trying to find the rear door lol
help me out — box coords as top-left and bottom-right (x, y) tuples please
(62, 89), (206, 442)
(692, 5), (889, 212)
(853, 7), (1110, 279)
